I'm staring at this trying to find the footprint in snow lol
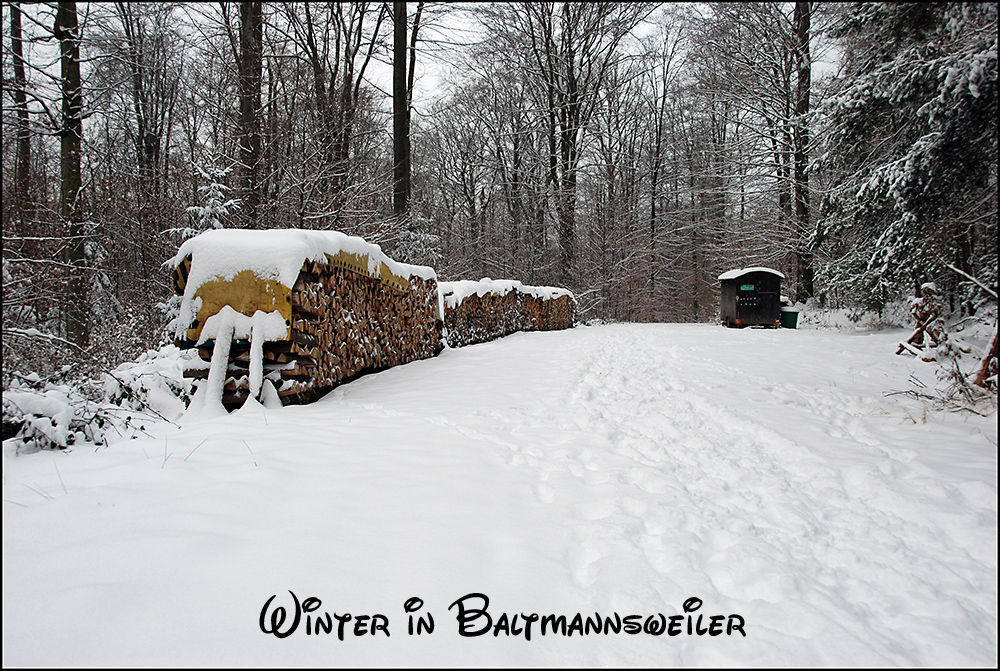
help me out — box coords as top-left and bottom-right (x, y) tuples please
(535, 483), (555, 503)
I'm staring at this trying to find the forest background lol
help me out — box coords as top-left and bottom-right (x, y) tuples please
(2, 1), (997, 384)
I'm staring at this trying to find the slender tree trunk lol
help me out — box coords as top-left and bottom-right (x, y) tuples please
(334, 25), (355, 207)
(11, 3), (31, 227)
(691, 223), (700, 322)
(556, 78), (580, 289)
(239, 1), (263, 228)
(118, 3), (153, 264)
(56, 1), (87, 347)
(793, 0), (813, 300)
(392, 1), (410, 219)
(650, 112), (662, 301)
(406, 2), (424, 125)
(264, 52), (278, 221)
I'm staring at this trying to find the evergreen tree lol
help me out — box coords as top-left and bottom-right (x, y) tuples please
(818, 2), (998, 310)
(182, 162), (241, 237)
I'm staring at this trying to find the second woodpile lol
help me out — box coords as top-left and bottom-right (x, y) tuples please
(441, 280), (575, 349)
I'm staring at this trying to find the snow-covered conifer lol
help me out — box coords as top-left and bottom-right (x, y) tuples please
(180, 161), (241, 238)
(818, 3), (997, 310)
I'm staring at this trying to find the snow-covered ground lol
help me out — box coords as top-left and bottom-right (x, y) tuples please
(3, 323), (996, 666)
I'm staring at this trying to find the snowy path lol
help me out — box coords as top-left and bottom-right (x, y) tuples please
(3, 324), (996, 666)
(482, 326), (997, 664)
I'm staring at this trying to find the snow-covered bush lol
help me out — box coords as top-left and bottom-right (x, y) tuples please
(3, 345), (202, 453)
(3, 378), (112, 452)
(897, 299), (998, 412)
(390, 226), (442, 268)
(796, 297), (912, 331)
(103, 344), (200, 422)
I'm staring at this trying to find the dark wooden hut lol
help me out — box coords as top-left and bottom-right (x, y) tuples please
(718, 267), (784, 328)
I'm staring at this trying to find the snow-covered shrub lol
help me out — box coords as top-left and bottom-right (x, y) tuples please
(85, 234), (127, 340)
(856, 299), (912, 330)
(391, 227), (442, 268)
(797, 297), (912, 331)
(3, 379), (111, 452)
(156, 294), (183, 342)
(103, 344), (201, 422)
(898, 300), (997, 413)
(3, 345), (202, 453)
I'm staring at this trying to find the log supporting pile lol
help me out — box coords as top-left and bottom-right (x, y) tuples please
(171, 230), (441, 411)
(440, 279), (575, 349)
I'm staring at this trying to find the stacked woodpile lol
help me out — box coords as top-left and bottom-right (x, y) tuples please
(219, 265), (439, 408)
(171, 230), (441, 410)
(526, 292), (575, 332)
(440, 279), (574, 348)
(169, 232), (573, 411)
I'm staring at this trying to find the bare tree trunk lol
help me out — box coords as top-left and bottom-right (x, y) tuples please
(555, 3), (578, 289)
(117, 4), (152, 205)
(393, 1), (410, 219)
(239, 1), (263, 228)
(556, 96), (577, 288)
(407, 2), (424, 116)
(649, 35), (674, 307)
(56, 1), (87, 347)
(793, 0), (813, 300)
(650, 117), (662, 300)
(11, 2), (31, 227)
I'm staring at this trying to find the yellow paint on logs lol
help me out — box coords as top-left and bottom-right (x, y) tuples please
(178, 249), (411, 343)
(172, 254), (192, 295)
(325, 250), (409, 293)
(185, 269), (292, 343)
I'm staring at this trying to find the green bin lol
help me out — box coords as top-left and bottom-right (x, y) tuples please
(780, 307), (799, 329)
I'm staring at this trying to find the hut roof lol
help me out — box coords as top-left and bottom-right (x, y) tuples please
(718, 267), (785, 281)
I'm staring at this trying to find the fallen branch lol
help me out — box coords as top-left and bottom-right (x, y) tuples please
(3, 327), (87, 352)
(947, 264), (998, 300)
(884, 389), (937, 401)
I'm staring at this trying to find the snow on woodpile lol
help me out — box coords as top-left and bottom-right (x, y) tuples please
(440, 278), (575, 348)
(169, 229), (441, 410)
